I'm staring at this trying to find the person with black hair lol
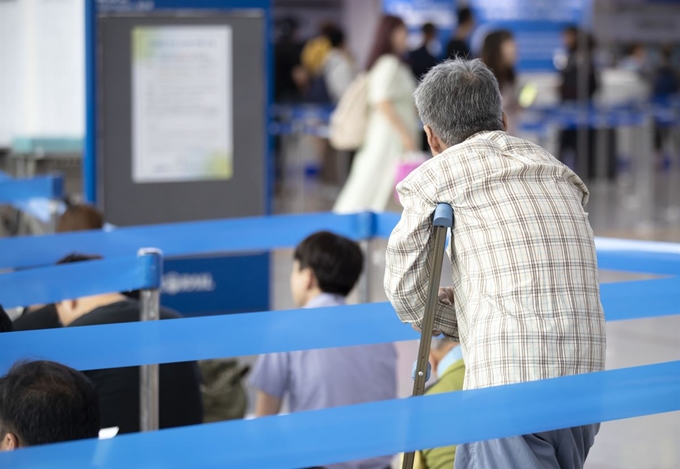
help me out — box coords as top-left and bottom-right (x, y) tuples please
(410, 22), (440, 80)
(481, 30), (519, 133)
(447, 7), (475, 59)
(559, 25), (602, 179)
(322, 26), (357, 103)
(50, 253), (203, 434)
(249, 231), (397, 469)
(0, 360), (100, 450)
(334, 15), (420, 213)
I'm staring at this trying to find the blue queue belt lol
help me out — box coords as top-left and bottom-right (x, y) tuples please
(1, 211), (679, 275)
(0, 173), (64, 204)
(0, 254), (162, 309)
(0, 212), (374, 270)
(1, 277), (678, 375)
(2, 360), (678, 469)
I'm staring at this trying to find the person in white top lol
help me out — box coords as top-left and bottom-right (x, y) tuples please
(333, 15), (420, 214)
(322, 28), (357, 104)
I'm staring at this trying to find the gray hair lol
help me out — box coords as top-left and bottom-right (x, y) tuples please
(414, 58), (504, 147)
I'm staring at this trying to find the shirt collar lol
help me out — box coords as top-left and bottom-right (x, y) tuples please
(304, 293), (346, 309)
(440, 130), (504, 157)
(437, 345), (463, 378)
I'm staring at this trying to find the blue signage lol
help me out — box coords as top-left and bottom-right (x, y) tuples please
(384, 0), (590, 71)
(162, 254), (270, 316)
(468, 0), (590, 71)
(383, 0), (456, 59)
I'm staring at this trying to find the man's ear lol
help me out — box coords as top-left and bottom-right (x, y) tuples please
(302, 268), (316, 290)
(424, 125), (444, 156)
(502, 111), (508, 132)
(1, 432), (19, 451)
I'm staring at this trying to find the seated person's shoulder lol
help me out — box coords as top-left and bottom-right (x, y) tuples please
(12, 305), (62, 331)
(70, 299), (184, 327)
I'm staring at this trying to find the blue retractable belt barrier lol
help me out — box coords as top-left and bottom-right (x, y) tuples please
(0, 212), (370, 270)
(2, 212), (679, 276)
(595, 237), (680, 275)
(0, 252), (162, 309)
(0, 174), (64, 204)
(597, 250), (680, 276)
(1, 277), (677, 375)
(2, 360), (678, 469)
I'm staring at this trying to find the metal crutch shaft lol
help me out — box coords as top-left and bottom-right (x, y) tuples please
(402, 203), (454, 469)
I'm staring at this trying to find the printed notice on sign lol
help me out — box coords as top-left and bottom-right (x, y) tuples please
(132, 26), (232, 183)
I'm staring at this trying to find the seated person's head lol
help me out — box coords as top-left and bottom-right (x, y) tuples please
(56, 203), (104, 233)
(53, 254), (126, 326)
(0, 360), (100, 450)
(291, 231), (363, 307)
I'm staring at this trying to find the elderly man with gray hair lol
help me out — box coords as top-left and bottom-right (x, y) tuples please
(384, 59), (605, 468)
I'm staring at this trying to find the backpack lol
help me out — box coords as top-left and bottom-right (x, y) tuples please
(199, 359), (249, 423)
(328, 73), (368, 151)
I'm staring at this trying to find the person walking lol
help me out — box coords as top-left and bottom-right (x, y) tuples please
(333, 15), (420, 213)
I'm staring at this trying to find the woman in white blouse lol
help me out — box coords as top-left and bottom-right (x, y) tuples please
(334, 15), (420, 213)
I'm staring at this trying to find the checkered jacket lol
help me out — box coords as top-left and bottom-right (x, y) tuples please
(384, 131), (606, 390)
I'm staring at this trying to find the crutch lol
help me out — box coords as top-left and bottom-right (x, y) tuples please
(402, 202), (454, 469)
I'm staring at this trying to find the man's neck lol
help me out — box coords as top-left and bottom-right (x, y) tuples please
(303, 291), (345, 308)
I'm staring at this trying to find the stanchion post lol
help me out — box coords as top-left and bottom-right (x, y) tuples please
(138, 248), (163, 432)
(576, 27), (591, 181)
(48, 174), (64, 233)
(634, 113), (655, 229)
(358, 212), (375, 304)
(402, 203), (454, 469)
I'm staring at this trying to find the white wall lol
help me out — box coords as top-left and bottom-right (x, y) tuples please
(0, 0), (84, 147)
(342, 0), (383, 70)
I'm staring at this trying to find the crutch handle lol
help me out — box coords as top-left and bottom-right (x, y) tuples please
(433, 203), (454, 228)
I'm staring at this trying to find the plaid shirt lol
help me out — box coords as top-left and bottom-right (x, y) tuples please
(384, 131), (606, 390)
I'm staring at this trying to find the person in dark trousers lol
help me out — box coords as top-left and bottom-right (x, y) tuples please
(0, 360), (101, 450)
(411, 22), (441, 152)
(447, 7), (475, 59)
(274, 17), (307, 103)
(53, 254), (203, 434)
(410, 23), (440, 80)
(558, 26), (608, 180)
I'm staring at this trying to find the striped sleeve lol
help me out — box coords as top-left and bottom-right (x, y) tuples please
(384, 165), (458, 340)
